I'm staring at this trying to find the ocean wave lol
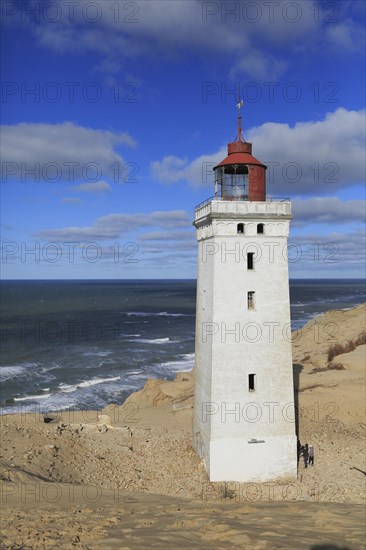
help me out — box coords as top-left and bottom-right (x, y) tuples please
(59, 376), (121, 394)
(127, 372), (147, 380)
(0, 366), (27, 381)
(3, 376), (134, 414)
(156, 312), (191, 317)
(14, 393), (52, 402)
(49, 403), (76, 412)
(58, 383), (76, 393)
(155, 353), (195, 373)
(83, 350), (114, 357)
(126, 311), (190, 318)
(0, 362), (40, 381)
(325, 293), (366, 303)
(78, 376), (120, 388)
(125, 337), (172, 344)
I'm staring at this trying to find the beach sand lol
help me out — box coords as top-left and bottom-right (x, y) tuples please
(1, 304), (365, 549)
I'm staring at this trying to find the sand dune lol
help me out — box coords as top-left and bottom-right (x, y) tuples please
(1, 484), (365, 549)
(1, 303), (365, 549)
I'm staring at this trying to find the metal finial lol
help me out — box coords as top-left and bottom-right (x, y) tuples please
(236, 96), (244, 141)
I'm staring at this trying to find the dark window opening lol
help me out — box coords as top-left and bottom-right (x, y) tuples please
(247, 252), (254, 270)
(249, 374), (256, 392)
(247, 291), (255, 310)
(237, 223), (244, 234)
(257, 223), (264, 234)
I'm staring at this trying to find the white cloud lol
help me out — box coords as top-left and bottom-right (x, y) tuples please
(151, 108), (366, 194)
(1, 122), (136, 183)
(325, 23), (354, 51)
(143, 240), (196, 251)
(288, 231), (366, 273)
(150, 156), (190, 184)
(325, 20), (365, 52)
(35, 210), (191, 241)
(32, 1), (245, 55)
(140, 230), (194, 241)
(248, 108), (365, 194)
(151, 150), (225, 187)
(12, 0), (364, 79)
(230, 52), (288, 81)
(292, 197), (365, 225)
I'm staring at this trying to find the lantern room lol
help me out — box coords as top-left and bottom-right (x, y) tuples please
(213, 104), (267, 202)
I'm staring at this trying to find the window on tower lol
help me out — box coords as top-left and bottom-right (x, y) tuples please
(247, 291), (255, 309)
(247, 252), (254, 270)
(237, 223), (244, 234)
(248, 374), (256, 392)
(257, 223), (264, 234)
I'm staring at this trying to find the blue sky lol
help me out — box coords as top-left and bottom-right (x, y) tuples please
(1, 0), (365, 279)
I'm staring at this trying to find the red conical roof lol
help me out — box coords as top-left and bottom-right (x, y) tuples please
(215, 140), (266, 170)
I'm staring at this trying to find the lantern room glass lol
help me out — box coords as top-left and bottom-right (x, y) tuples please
(215, 165), (249, 200)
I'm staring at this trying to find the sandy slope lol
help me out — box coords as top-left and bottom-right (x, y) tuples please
(1, 304), (365, 549)
(1, 484), (365, 549)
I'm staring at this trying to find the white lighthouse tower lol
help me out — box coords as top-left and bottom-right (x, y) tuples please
(192, 104), (297, 482)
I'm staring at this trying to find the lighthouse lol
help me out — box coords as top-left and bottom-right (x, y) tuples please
(192, 104), (297, 482)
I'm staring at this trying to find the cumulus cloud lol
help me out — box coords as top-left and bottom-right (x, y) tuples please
(140, 230), (194, 241)
(288, 231), (366, 275)
(143, 240), (196, 252)
(230, 52), (288, 81)
(1, 122), (136, 183)
(292, 197), (365, 225)
(325, 19), (365, 52)
(8, 0), (365, 79)
(248, 108), (365, 193)
(151, 108), (366, 194)
(151, 150), (225, 186)
(34, 210), (191, 241)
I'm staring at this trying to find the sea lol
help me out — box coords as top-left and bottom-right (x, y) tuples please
(1, 279), (365, 415)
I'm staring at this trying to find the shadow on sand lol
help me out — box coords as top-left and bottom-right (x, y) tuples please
(292, 362), (303, 438)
